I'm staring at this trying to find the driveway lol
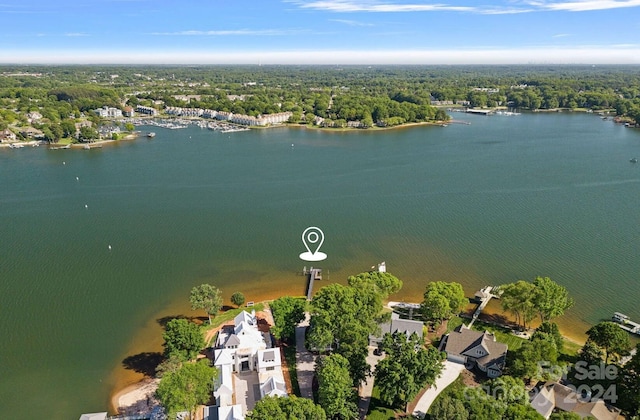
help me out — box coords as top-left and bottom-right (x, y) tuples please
(295, 312), (315, 399)
(357, 346), (384, 419)
(412, 361), (466, 418)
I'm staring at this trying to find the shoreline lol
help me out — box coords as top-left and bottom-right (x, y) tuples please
(110, 294), (590, 415)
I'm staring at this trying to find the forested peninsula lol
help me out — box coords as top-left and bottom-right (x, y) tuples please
(1, 65), (640, 145)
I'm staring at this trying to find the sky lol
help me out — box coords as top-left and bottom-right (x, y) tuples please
(1, 0), (639, 64)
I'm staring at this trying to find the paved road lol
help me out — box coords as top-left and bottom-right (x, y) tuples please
(357, 346), (384, 419)
(412, 361), (466, 418)
(295, 312), (315, 399)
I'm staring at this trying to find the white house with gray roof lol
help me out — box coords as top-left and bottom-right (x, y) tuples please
(211, 310), (286, 418)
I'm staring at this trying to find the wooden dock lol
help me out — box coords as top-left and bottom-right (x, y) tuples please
(467, 286), (498, 327)
(306, 267), (322, 301)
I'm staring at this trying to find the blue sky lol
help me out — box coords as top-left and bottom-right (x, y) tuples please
(1, 0), (639, 64)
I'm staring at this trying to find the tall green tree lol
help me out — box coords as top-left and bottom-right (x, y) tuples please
(421, 281), (467, 324)
(156, 360), (217, 419)
(247, 395), (326, 420)
(189, 283), (223, 324)
(429, 394), (469, 420)
(230, 291), (245, 308)
(269, 296), (305, 343)
(499, 280), (537, 329)
(532, 276), (574, 322)
(374, 332), (445, 410)
(346, 270), (403, 298)
(308, 283), (381, 386)
(162, 318), (205, 361)
(316, 354), (357, 419)
(586, 321), (631, 363)
(618, 343), (640, 417)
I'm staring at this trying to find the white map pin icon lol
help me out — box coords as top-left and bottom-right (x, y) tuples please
(299, 226), (327, 261)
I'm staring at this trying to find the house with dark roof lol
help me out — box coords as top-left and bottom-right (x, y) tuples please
(441, 325), (507, 378)
(530, 381), (622, 420)
(369, 312), (424, 347)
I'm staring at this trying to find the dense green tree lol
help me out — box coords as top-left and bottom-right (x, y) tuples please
(618, 343), (640, 417)
(532, 276), (574, 323)
(429, 394), (469, 420)
(247, 395), (326, 420)
(346, 270), (403, 298)
(189, 283), (223, 324)
(464, 386), (507, 419)
(586, 321), (631, 363)
(509, 333), (559, 381)
(162, 318), (205, 361)
(485, 375), (529, 405)
(155, 360), (217, 419)
(269, 296), (305, 343)
(421, 281), (467, 324)
(374, 332), (445, 410)
(503, 403), (545, 420)
(549, 412), (581, 420)
(78, 125), (98, 141)
(533, 322), (564, 353)
(308, 283), (382, 386)
(316, 354), (357, 419)
(230, 291), (245, 308)
(499, 280), (537, 329)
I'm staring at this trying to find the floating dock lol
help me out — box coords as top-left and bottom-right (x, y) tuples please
(612, 312), (640, 335)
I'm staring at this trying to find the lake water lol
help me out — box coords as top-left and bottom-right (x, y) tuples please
(1, 112), (639, 419)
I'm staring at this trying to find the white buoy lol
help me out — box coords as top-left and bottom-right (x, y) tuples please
(291, 144), (294, 147)
(85, 204), (88, 209)
(108, 245), (112, 250)
(63, 161), (66, 165)
(76, 176), (79, 181)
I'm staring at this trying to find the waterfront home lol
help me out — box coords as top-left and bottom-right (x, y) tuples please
(369, 312), (424, 347)
(441, 325), (507, 378)
(212, 310), (285, 416)
(530, 381), (622, 420)
(94, 106), (123, 118)
(0, 129), (16, 143)
(135, 105), (157, 116)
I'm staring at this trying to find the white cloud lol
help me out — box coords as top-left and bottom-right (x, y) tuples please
(329, 18), (375, 26)
(2, 46), (639, 64)
(552, 33), (572, 37)
(290, 1), (475, 13)
(288, 0), (640, 14)
(526, 0), (640, 11)
(65, 33), (89, 37)
(150, 29), (304, 36)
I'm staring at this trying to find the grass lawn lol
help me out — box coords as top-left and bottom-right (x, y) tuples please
(468, 320), (527, 351)
(366, 385), (400, 420)
(282, 344), (301, 396)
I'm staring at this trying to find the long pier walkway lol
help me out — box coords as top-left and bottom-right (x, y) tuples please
(305, 267), (322, 301)
(467, 286), (498, 328)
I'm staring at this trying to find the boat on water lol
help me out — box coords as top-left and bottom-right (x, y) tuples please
(9, 143), (25, 148)
(50, 144), (70, 150)
(630, 158), (637, 163)
(612, 312), (640, 335)
(147, 132), (156, 138)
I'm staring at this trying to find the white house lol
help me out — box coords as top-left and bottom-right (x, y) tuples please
(212, 310), (285, 416)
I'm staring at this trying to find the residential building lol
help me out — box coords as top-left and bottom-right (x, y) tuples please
(123, 106), (134, 117)
(0, 129), (16, 143)
(94, 106), (122, 118)
(530, 381), (622, 420)
(369, 312), (424, 347)
(135, 105), (157, 116)
(212, 310), (285, 417)
(441, 325), (508, 378)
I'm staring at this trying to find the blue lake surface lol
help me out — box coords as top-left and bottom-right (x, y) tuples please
(1, 112), (639, 418)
